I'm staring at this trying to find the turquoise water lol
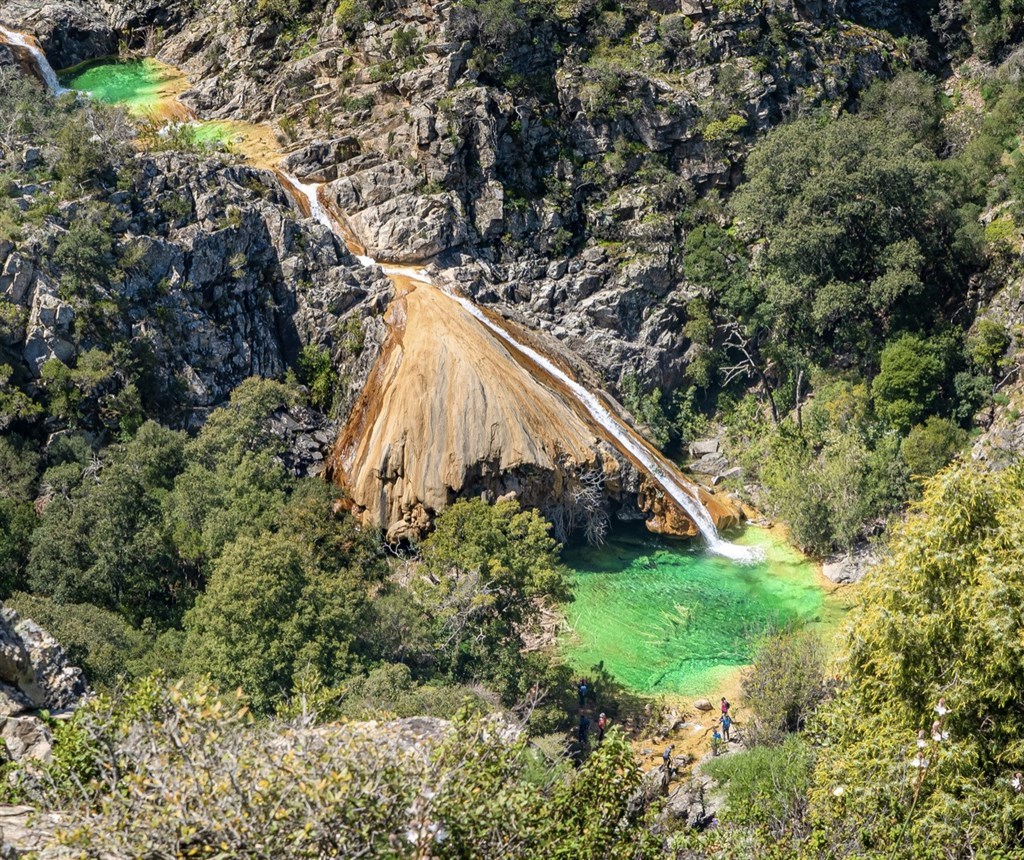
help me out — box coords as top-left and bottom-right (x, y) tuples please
(60, 59), (184, 115)
(561, 528), (838, 698)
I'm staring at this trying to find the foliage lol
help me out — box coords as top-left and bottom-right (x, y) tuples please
(872, 334), (948, 432)
(27, 421), (188, 625)
(187, 376), (301, 467)
(962, 0), (1024, 58)
(730, 74), (975, 368)
(6, 593), (149, 690)
(809, 461), (1024, 857)
(704, 736), (815, 837)
(741, 628), (828, 747)
(417, 499), (569, 699)
(620, 373), (672, 448)
(732, 381), (909, 555)
(297, 343), (336, 411)
(183, 483), (384, 713)
(900, 416), (968, 479)
(41, 679), (655, 859)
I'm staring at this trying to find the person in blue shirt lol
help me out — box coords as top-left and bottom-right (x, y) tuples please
(720, 713), (732, 742)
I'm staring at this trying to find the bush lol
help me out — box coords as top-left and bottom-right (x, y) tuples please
(40, 679), (654, 859)
(703, 736), (814, 836)
(873, 334), (946, 432)
(183, 491), (383, 714)
(741, 628), (828, 747)
(297, 343), (336, 412)
(417, 498), (569, 700)
(900, 415), (968, 479)
(809, 461), (1024, 857)
(5, 593), (147, 689)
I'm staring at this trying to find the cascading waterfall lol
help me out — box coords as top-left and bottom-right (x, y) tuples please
(438, 290), (759, 562)
(0, 25), (66, 95)
(281, 174), (759, 562)
(9, 25), (758, 562)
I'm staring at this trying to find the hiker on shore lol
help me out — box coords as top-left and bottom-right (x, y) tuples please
(721, 697), (730, 717)
(597, 713), (608, 743)
(577, 678), (589, 707)
(711, 726), (723, 756)
(720, 712), (732, 742)
(660, 744), (675, 794)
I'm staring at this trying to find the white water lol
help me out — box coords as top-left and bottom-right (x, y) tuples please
(277, 172), (759, 562)
(0, 25), (67, 95)
(440, 289), (759, 562)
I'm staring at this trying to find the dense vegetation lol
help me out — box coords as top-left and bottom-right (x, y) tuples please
(5, 1), (1024, 857)
(676, 67), (1023, 556)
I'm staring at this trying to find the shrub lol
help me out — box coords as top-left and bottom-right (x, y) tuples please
(703, 736), (814, 836)
(40, 679), (653, 859)
(873, 334), (946, 432)
(809, 461), (1024, 857)
(297, 343), (336, 411)
(741, 628), (828, 747)
(900, 416), (968, 479)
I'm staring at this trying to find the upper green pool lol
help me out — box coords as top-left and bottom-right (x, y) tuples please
(60, 58), (189, 117)
(560, 527), (844, 699)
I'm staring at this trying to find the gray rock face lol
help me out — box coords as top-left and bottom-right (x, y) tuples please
(0, 1), (115, 69)
(2, 152), (392, 431)
(0, 606), (85, 769)
(0, 609), (85, 717)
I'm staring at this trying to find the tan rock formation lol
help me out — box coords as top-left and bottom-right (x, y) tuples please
(328, 276), (618, 542)
(328, 274), (743, 543)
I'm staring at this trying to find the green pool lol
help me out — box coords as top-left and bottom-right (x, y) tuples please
(560, 527), (843, 698)
(60, 59), (188, 117)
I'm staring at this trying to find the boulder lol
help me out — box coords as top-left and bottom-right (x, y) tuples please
(823, 544), (879, 585)
(0, 716), (52, 762)
(689, 439), (721, 457)
(693, 699), (713, 712)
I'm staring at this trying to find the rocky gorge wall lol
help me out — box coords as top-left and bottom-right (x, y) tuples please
(0, 0), (910, 541)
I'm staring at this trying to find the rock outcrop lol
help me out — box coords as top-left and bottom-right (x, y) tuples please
(0, 606), (86, 764)
(1, 148), (391, 435)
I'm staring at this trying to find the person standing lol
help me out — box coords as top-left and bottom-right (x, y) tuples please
(578, 678), (589, 708)
(721, 697), (730, 717)
(597, 713), (608, 743)
(660, 744), (675, 794)
(578, 713), (590, 745)
(711, 727), (723, 756)
(720, 712), (732, 742)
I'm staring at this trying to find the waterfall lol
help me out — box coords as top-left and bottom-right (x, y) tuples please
(0, 25), (67, 95)
(439, 289), (760, 563)
(277, 171), (759, 562)
(11, 22), (759, 562)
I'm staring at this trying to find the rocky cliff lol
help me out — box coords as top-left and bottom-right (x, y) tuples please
(1, 133), (391, 439)
(0, 0), (907, 540)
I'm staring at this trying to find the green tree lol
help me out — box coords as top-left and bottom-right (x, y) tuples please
(873, 334), (946, 431)
(27, 422), (188, 625)
(810, 461), (1024, 857)
(900, 416), (968, 479)
(184, 486), (383, 712)
(418, 499), (568, 698)
(730, 74), (972, 368)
